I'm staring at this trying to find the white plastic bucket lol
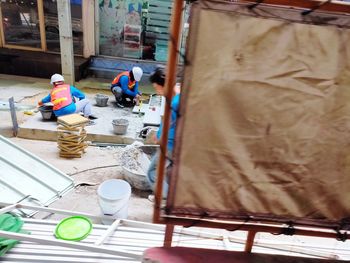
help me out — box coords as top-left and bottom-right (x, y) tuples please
(97, 179), (131, 220)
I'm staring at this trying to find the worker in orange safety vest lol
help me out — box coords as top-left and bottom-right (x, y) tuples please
(110, 66), (143, 108)
(38, 74), (97, 120)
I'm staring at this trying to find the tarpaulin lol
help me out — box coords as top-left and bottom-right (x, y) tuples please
(167, 1), (350, 228)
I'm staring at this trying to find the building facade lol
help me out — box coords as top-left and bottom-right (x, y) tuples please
(0, 0), (189, 81)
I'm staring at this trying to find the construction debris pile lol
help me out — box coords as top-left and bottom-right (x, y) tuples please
(121, 141), (151, 190)
(121, 141), (146, 174)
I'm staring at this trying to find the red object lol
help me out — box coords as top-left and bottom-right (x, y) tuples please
(142, 247), (344, 263)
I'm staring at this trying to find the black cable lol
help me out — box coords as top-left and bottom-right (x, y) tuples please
(183, 211), (210, 228)
(334, 219), (349, 242)
(227, 216), (251, 232)
(335, 230), (348, 242)
(301, 0), (332, 16)
(272, 221), (296, 236)
(248, 0), (265, 10)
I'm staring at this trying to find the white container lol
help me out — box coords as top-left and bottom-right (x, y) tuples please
(97, 179), (131, 220)
(100, 203), (129, 225)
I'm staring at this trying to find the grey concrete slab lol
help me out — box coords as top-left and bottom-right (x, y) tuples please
(0, 74), (49, 102)
(18, 94), (148, 144)
(0, 74), (157, 143)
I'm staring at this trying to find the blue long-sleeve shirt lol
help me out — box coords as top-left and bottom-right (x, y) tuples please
(157, 94), (180, 152)
(41, 86), (85, 117)
(118, 75), (139, 97)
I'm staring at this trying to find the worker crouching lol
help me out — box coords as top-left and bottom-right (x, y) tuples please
(110, 66), (143, 108)
(38, 74), (97, 122)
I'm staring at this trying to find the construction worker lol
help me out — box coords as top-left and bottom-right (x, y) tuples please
(146, 67), (181, 202)
(110, 66), (143, 108)
(38, 74), (97, 120)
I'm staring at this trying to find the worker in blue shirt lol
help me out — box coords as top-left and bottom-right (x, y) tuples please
(110, 67), (143, 108)
(38, 74), (97, 120)
(147, 67), (181, 202)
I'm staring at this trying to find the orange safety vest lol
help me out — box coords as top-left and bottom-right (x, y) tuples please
(50, 84), (73, 111)
(111, 71), (136, 90)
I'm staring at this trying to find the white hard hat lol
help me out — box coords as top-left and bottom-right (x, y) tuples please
(50, 74), (64, 84)
(132, 67), (143, 81)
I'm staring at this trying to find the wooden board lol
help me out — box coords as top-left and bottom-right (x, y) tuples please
(57, 123), (88, 158)
(57, 114), (89, 127)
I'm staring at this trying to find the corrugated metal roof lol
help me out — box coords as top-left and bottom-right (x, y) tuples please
(2, 217), (350, 262)
(0, 136), (74, 215)
(0, 218), (230, 262)
(0, 201), (349, 263)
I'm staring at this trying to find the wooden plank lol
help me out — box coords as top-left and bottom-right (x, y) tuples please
(57, 114), (89, 126)
(146, 26), (170, 34)
(37, 0), (47, 51)
(94, 0), (100, 55)
(149, 6), (172, 15)
(153, 0), (184, 223)
(0, 7), (4, 47)
(148, 19), (171, 28)
(1, 44), (42, 52)
(83, 0), (95, 58)
(148, 12), (172, 21)
(145, 32), (169, 40)
(57, 0), (75, 85)
(244, 231), (256, 253)
(149, 0), (173, 8)
(163, 224), (174, 248)
(57, 118), (88, 158)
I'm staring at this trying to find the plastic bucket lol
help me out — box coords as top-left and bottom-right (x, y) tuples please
(112, 119), (129, 135)
(95, 94), (109, 107)
(97, 179), (131, 220)
(38, 105), (56, 121)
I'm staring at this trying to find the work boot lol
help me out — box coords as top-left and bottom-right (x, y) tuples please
(88, 114), (98, 120)
(116, 102), (125, 108)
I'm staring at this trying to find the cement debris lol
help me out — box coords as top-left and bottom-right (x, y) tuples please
(121, 141), (146, 174)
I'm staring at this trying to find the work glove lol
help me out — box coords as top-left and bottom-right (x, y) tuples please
(133, 95), (141, 106)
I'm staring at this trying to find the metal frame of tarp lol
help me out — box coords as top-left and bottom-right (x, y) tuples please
(152, 0), (350, 254)
(0, 202), (140, 261)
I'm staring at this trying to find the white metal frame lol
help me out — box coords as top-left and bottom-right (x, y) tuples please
(0, 202), (140, 259)
(0, 202), (347, 260)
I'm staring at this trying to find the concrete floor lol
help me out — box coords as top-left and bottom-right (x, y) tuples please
(0, 74), (154, 223)
(10, 138), (153, 223)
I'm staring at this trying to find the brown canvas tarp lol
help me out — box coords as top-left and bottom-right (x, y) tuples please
(167, 1), (350, 228)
